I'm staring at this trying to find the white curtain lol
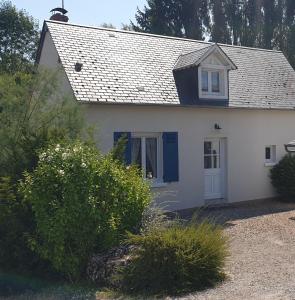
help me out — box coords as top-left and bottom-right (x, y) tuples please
(146, 138), (157, 178)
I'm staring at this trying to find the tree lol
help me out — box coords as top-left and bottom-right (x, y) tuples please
(262, 0), (276, 49)
(211, 0), (231, 43)
(0, 1), (39, 74)
(224, 0), (243, 45)
(0, 70), (85, 183)
(100, 22), (116, 29)
(133, 0), (210, 40)
(132, 0), (184, 37)
(0, 70), (87, 272)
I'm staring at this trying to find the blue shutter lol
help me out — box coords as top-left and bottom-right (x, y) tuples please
(162, 132), (179, 182)
(113, 132), (132, 165)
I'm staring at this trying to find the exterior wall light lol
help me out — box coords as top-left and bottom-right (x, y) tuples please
(285, 140), (295, 153)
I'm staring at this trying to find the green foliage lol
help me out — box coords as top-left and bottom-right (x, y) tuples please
(270, 154), (295, 200)
(0, 1), (39, 74)
(100, 23), (116, 29)
(110, 135), (128, 164)
(132, 0), (209, 40)
(0, 70), (87, 273)
(0, 177), (42, 272)
(0, 71), (85, 183)
(20, 141), (151, 281)
(122, 221), (227, 295)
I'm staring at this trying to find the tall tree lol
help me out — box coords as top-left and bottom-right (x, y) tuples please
(283, 0), (295, 67)
(0, 1), (39, 74)
(211, 0), (231, 43)
(262, 0), (276, 49)
(132, 0), (184, 37)
(133, 0), (209, 40)
(181, 0), (210, 39)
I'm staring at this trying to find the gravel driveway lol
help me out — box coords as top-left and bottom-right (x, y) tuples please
(178, 199), (295, 300)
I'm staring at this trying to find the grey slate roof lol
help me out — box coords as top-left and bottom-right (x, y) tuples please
(174, 45), (213, 70)
(43, 20), (295, 109)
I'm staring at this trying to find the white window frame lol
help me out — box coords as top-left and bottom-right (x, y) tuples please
(265, 145), (276, 167)
(198, 64), (228, 100)
(131, 132), (164, 186)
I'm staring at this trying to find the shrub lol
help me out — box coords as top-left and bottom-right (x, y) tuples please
(0, 70), (87, 273)
(20, 141), (151, 281)
(270, 154), (295, 200)
(0, 177), (33, 270)
(122, 221), (228, 295)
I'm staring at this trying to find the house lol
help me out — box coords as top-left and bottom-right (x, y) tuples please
(37, 20), (295, 211)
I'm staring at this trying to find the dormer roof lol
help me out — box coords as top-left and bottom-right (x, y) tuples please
(174, 44), (237, 71)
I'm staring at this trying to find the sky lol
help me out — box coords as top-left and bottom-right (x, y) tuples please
(11, 0), (147, 28)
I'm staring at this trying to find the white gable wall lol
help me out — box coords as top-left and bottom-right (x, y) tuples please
(38, 32), (295, 211)
(38, 31), (74, 97)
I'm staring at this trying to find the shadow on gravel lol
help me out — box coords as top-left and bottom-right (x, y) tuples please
(177, 198), (295, 226)
(0, 272), (96, 300)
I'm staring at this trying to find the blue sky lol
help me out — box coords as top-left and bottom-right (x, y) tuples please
(11, 0), (146, 28)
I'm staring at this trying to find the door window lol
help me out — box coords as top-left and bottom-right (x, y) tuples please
(204, 140), (220, 169)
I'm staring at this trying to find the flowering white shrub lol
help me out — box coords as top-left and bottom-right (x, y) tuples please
(20, 141), (151, 280)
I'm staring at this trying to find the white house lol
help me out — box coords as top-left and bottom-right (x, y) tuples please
(37, 20), (295, 211)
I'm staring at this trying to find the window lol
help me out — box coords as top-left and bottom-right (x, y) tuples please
(131, 133), (162, 181)
(201, 70), (209, 92)
(204, 140), (220, 169)
(212, 71), (220, 92)
(198, 66), (228, 99)
(265, 145), (276, 166)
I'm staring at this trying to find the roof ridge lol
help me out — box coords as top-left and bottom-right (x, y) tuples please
(45, 20), (283, 54)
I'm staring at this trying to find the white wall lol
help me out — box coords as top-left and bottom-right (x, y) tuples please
(39, 31), (295, 211)
(83, 104), (295, 210)
(38, 31), (74, 97)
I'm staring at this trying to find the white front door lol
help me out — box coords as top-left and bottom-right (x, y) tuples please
(204, 139), (224, 200)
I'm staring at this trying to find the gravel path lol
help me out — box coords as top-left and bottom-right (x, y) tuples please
(179, 199), (295, 300)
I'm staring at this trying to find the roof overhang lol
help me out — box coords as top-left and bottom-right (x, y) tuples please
(35, 21), (49, 65)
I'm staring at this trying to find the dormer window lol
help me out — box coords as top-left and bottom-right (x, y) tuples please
(199, 66), (227, 99)
(173, 43), (237, 103)
(201, 70), (221, 93)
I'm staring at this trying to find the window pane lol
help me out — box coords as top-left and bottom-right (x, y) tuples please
(204, 142), (212, 155)
(204, 156), (211, 169)
(131, 138), (142, 168)
(265, 147), (271, 160)
(213, 151), (220, 168)
(212, 71), (220, 93)
(202, 70), (208, 92)
(146, 138), (157, 179)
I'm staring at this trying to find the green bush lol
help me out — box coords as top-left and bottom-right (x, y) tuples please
(122, 221), (228, 295)
(0, 177), (34, 270)
(20, 141), (151, 281)
(270, 154), (295, 200)
(0, 70), (86, 273)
